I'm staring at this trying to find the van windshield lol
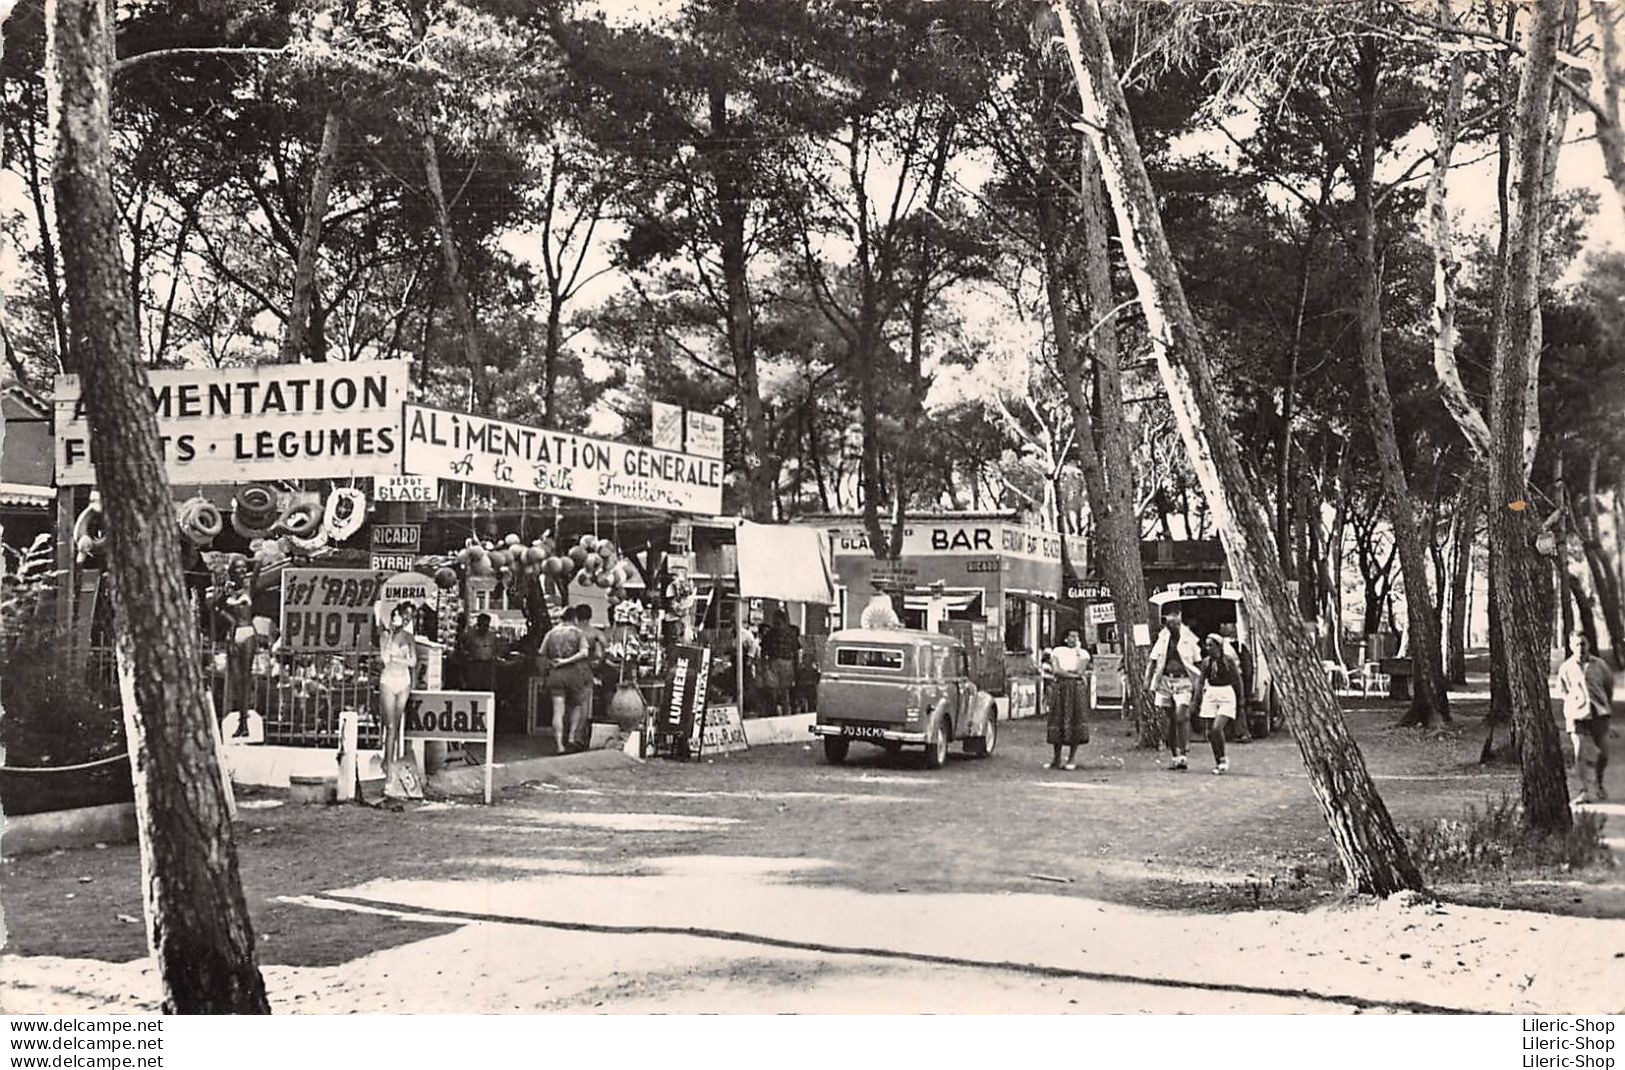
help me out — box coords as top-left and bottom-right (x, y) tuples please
(835, 647), (905, 671)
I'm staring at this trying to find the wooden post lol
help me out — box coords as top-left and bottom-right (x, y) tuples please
(55, 486), (76, 637)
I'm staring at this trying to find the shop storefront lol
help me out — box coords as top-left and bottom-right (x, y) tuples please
(802, 513), (1082, 718)
(52, 358), (822, 781)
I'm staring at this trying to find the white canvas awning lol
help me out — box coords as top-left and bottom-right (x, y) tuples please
(735, 521), (834, 605)
(902, 591), (980, 613)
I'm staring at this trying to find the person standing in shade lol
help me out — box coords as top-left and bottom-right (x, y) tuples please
(573, 604), (610, 740)
(762, 608), (802, 715)
(1145, 606), (1201, 770)
(1558, 632), (1615, 803)
(539, 609), (591, 755)
(1190, 633), (1245, 774)
(1041, 628), (1092, 770)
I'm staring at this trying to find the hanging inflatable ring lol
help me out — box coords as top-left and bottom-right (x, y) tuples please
(288, 528), (330, 555)
(323, 487), (366, 542)
(276, 494), (324, 538)
(73, 500), (107, 559)
(176, 497), (223, 547)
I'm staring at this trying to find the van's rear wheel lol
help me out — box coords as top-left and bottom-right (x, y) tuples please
(922, 717), (949, 770)
(822, 737), (849, 765)
(964, 714), (996, 758)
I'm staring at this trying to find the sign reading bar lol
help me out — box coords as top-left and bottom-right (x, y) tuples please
(404, 690), (495, 804)
(374, 474), (438, 503)
(280, 568), (389, 652)
(403, 403), (723, 516)
(55, 360), (409, 487)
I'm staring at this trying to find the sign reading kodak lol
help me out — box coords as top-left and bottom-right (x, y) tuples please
(54, 360), (410, 486)
(402, 403), (724, 516)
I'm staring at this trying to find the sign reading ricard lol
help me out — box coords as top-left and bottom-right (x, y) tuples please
(54, 360), (410, 486)
(402, 403), (724, 516)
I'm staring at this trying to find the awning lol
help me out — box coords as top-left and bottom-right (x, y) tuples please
(1005, 589), (1075, 613)
(735, 520), (834, 605)
(0, 482), (52, 508)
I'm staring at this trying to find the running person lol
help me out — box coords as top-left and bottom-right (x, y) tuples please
(1145, 606), (1201, 770)
(1191, 633), (1244, 774)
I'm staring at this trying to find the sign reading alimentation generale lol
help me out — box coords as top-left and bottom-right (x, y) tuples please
(54, 360), (410, 486)
(402, 403), (723, 516)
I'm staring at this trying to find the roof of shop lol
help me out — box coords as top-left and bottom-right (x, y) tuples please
(0, 482), (52, 508)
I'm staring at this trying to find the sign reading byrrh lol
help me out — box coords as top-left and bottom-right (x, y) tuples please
(54, 360), (410, 486)
(402, 403), (723, 516)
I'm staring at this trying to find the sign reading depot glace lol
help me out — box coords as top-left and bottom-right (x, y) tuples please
(54, 360), (409, 486)
(402, 403), (723, 516)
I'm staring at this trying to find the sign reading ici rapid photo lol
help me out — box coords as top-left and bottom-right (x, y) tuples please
(54, 360), (410, 486)
(401, 403), (724, 516)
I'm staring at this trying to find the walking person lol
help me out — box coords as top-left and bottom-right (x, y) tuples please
(1191, 633), (1245, 774)
(377, 604), (418, 773)
(1558, 631), (1615, 803)
(539, 608), (592, 755)
(1145, 606), (1201, 770)
(1041, 628), (1092, 770)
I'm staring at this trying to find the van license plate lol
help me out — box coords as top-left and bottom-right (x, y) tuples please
(841, 725), (889, 740)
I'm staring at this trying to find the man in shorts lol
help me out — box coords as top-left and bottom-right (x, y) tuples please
(1191, 633), (1245, 774)
(1145, 606), (1201, 770)
(1557, 632), (1614, 803)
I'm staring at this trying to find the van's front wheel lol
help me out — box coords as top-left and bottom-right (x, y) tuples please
(822, 737), (849, 765)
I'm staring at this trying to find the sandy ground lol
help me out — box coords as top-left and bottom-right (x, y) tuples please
(1, 695), (1620, 1014)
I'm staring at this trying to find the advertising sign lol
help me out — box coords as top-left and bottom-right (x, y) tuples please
(374, 474), (438, 503)
(280, 568), (389, 652)
(374, 571), (435, 629)
(828, 521), (1063, 563)
(403, 690), (495, 804)
(371, 524), (420, 553)
(403, 403), (724, 516)
(652, 400), (684, 451)
(1087, 601), (1117, 625)
(657, 644), (710, 757)
(686, 411), (724, 460)
(55, 360), (409, 486)
(696, 705), (748, 756)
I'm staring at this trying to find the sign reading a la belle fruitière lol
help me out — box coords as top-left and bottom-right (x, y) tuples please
(54, 360), (410, 486)
(402, 403), (723, 516)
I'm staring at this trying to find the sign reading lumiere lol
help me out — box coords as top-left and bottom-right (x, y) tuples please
(402, 403), (724, 516)
(55, 360), (410, 486)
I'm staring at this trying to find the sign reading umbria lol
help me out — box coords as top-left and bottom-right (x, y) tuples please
(54, 360), (410, 486)
(402, 403), (723, 516)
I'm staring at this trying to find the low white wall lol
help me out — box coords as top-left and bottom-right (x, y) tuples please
(222, 744), (359, 789)
(742, 712), (816, 747)
(3, 802), (137, 856)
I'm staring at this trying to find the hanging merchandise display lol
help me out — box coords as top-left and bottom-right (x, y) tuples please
(323, 487), (367, 542)
(176, 496), (223, 547)
(72, 497), (106, 563)
(275, 492), (325, 538)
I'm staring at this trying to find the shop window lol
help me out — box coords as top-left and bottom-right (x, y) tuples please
(1003, 594), (1031, 653)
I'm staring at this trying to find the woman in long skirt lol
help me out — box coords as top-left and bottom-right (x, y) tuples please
(1043, 628), (1092, 770)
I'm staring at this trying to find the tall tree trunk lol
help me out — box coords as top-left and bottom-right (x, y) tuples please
(47, 0), (269, 1013)
(1446, 490), (1475, 685)
(279, 109), (341, 364)
(544, 295), (564, 424)
(1076, 142), (1154, 745)
(1037, 188), (1156, 748)
(1351, 39), (1450, 730)
(1590, 0), (1625, 226)
(1486, 0), (1573, 834)
(706, 84), (776, 520)
(1556, 456), (1574, 645)
(1053, 0), (1423, 896)
(420, 132), (487, 408)
(1580, 453), (1625, 666)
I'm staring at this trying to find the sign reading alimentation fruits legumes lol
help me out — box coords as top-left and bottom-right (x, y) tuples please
(54, 360), (410, 487)
(402, 403), (723, 516)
